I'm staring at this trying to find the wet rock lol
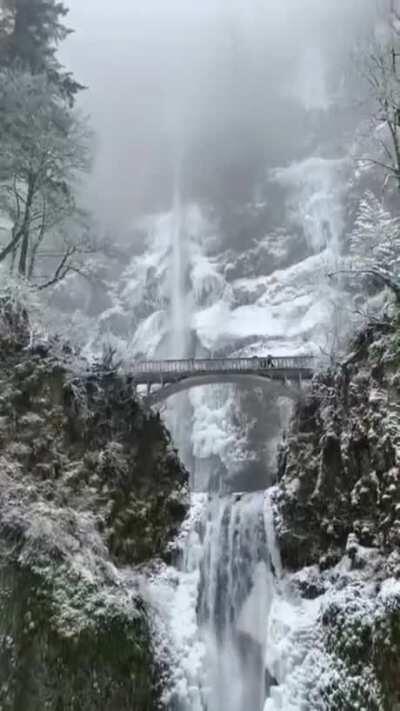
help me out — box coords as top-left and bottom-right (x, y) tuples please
(276, 319), (400, 572)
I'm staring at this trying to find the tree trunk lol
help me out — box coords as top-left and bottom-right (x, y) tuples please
(10, 243), (17, 273)
(17, 176), (35, 277)
(0, 228), (23, 265)
(387, 119), (400, 190)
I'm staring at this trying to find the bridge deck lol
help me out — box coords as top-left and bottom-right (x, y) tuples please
(129, 356), (314, 385)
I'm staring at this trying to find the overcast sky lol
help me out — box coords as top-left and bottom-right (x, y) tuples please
(62, 0), (385, 233)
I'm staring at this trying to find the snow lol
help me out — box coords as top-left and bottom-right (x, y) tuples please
(190, 253), (227, 307)
(129, 310), (166, 358)
(264, 592), (322, 711)
(188, 384), (257, 479)
(380, 576), (400, 601)
(369, 388), (387, 405)
(262, 548), (400, 711)
(272, 157), (347, 253)
(118, 189), (346, 362)
(192, 249), (338, 352)
(0, 461), (143, 639)
(143, 494), (208, 710)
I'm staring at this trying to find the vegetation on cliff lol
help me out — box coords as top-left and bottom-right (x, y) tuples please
(0, 301), (188, 710)
(275, 317), (400, 710)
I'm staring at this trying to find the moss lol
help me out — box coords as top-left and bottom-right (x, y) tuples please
(0, 565), (158, 711)
(375, 606), (400, 708)
(317, 588), (400, 711)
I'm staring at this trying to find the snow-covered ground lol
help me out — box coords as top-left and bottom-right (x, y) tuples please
(265, 558), (400, 710)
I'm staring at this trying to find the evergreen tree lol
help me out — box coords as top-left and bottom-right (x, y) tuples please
(0, 0), (83, 103)
(337, 190), (400, 304)
(0, 69), (92, 281)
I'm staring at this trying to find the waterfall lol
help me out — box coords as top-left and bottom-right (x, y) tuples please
(195, 492), (278, 711)
(135, 154), (351, 706)
(170, 178), (188, 359)
(139, 147), (349, 710)
(164, 167), (194, 466)
(164, 191), (280, 711)
(138, 166), (350, 706)
(147, 491), (281, 711)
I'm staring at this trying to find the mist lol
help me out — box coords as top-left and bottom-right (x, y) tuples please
(63, 0), (384, 232)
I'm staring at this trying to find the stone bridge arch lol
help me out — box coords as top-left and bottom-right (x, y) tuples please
(127, 356), (314, 406)
(145, 373), (304, 406)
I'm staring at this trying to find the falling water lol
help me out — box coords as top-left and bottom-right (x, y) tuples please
(161, 160), (283, 708)
(197, 493), (278, 711)
(160, 491), (280, 711)
(170, 177), (188, 359)
(158, 143), (343, 711)
(142, 157), (350, 707)
(164, 161), (194, 464)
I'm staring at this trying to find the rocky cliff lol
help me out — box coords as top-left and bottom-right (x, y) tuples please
(0, 302), (188, 710)
(274, 317), (400, 710)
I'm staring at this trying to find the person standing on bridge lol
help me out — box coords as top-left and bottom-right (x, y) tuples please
(259, 355), (275, 368)
(266, 354), (275, 368)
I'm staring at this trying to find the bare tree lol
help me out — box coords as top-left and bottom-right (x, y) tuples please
(359, 36), (400, 190)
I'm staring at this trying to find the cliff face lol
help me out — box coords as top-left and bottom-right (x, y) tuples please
(0, 305), (188, 710)
(275, 318), (400, 710)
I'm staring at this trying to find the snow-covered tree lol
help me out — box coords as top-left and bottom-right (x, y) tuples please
(0, 1), (15, 40)
(344, 191), (400, 302)
(0, 0), (83, 104)
(0, 69), (93, 285)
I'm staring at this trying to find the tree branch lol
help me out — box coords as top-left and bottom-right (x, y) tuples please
(355, 156), (400, 174)
(0, 228), (23, 263)
(328, 268), (400, 303)
(34, 246), (77, 290)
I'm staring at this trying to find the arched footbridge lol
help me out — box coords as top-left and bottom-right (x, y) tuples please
(129, 356), (314, 405)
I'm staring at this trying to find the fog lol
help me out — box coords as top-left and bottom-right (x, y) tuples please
(63, 0), (385, 231)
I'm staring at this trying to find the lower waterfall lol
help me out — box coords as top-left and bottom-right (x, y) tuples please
(195, 492), (277, 711)
(147, 490), (283, 711)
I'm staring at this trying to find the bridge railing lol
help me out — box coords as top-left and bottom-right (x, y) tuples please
(129, 355), (314, 375)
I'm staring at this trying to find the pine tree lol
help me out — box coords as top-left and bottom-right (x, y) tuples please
(350, 191), (400, 278)
(346, 190), (400, 302)
(0, 0), (83, 103)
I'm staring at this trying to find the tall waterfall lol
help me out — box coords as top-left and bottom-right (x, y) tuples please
(146, 153), (346, 708)
(157, 178), (283, 709)
(141, 152), (348, 709)
(170, 178), (188, 359)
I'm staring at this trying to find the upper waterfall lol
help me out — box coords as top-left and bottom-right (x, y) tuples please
(170, 175), (189, 359)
